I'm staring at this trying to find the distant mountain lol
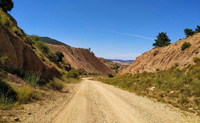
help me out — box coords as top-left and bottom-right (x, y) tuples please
(99, 58), (128, 73)
(39, 37), (68, 46)
(107, 59), (133, 65)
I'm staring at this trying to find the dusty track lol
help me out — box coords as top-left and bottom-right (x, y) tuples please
(22, 78), (199, 123)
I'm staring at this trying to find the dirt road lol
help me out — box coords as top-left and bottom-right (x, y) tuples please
(22, 78), (199, 123)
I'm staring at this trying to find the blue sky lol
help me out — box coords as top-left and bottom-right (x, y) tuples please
(10, 0), (199, 60)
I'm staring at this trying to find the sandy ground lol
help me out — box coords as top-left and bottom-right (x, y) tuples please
(8, 78), (200, 123)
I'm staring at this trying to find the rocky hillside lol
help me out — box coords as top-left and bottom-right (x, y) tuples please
(120, 33), (200, 74)
(0, 11), (57, 77)
(47, 44), (112, 74)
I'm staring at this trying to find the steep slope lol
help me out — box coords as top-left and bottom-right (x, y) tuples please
(0, 13), (57, 77)
(47, 44), (112, 74)
(120, 33), (200, 74)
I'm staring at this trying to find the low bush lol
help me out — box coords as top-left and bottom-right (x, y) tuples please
(49, 78), (64, 91)
(0, 79), (17, 109)
(181, 42), (191, 51)
(29, 35), (40, 42)
(0, 11), (11, 27)
(108, 74), (114, 78)
(67, 69), (79, 79)
(24, 73), (41, 87)
(16, 87), (41, 104)
(54, 51), (64, 63)
(11, 26), (23, 37)
(35, 41), (50, 55)
(193, 57), (200, 64)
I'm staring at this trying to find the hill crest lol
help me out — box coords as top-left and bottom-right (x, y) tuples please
(119, 33), (200, 74)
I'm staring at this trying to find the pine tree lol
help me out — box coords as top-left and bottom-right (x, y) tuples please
(0, 0), (14, 12)
(153, 32), (171, 48)
(195, 25), (200, 33)
(184, 28), (195, 37)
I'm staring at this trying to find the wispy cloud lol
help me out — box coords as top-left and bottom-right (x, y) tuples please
(110, 31), (154, 40)
(98, 53), (141, 60)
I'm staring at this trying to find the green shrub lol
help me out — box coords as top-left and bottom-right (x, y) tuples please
(156, 68), (160, 72)
(49, 78), (64, 91)
(16, 87), (41, 104)
(0, 13), (11, 27)
(179, 95), (188, 106)
(193, 57), (200, 64)
(48, 51), (64, 63)
(54, 51), (64, 63)
(11, 26), (23, 37)
(190, 80), (200, 97)
(181, 42), (191, 51)
(25, 73), (41, 87)
(29, 35), (40, 42)
(0, 79), (17, 106)
(35, 41), (50, 55)
(67, 69), (79, 79)
(108, 74), (114, 78)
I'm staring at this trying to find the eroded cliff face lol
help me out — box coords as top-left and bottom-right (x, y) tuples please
(47, 44), (112, 74)
(120, 33), (200, 75)
(0, 23), (56, 77)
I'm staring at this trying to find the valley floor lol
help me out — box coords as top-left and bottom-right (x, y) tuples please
(3, 78), (200, 123)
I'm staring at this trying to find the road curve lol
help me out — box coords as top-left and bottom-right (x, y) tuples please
(51, 78), (199, 123)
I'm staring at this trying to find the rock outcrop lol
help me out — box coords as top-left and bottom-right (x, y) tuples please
(0, 22), (56, 77)
(119, 33), (200, 74)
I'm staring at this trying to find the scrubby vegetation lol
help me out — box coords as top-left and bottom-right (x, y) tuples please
(16, 87), (42, 104)
(184, 28), (195, 37)
(39, 37), (68, 46)
(0, 77), (42, 110)
(67, 69), (79, 79)
(99, 57), (200, 113)
(184, 26), (200, 37)
(47, 78), (64, 91)
(0, 8), (23, 37)
(181, 42), (191, 51)
(35, 41), (51, 55)
(0, 28), (80, 110)
(0, 79), (17, 109)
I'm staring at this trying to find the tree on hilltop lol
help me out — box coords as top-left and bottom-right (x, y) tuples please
(0, 0), (14, 12)
(153, 32), (171, 48)
(184, 28), (195, 37)
(195, 25), (200, 33)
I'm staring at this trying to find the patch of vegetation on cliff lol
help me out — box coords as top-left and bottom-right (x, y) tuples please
(0, 76), (41, 110)
(0, 79), (17, 109)
(99, 57), (200, 114)
(0, 9), (23, 38)
(181, 42), (191, 51)
(39, 37), (68, 46)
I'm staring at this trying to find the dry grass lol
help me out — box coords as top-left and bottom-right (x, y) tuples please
(99, 57), (200, 114)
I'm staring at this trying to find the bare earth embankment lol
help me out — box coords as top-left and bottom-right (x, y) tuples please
(18, 78), (199, 123)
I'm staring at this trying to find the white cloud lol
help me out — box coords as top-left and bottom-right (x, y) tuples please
(110, 31), (154, 40)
